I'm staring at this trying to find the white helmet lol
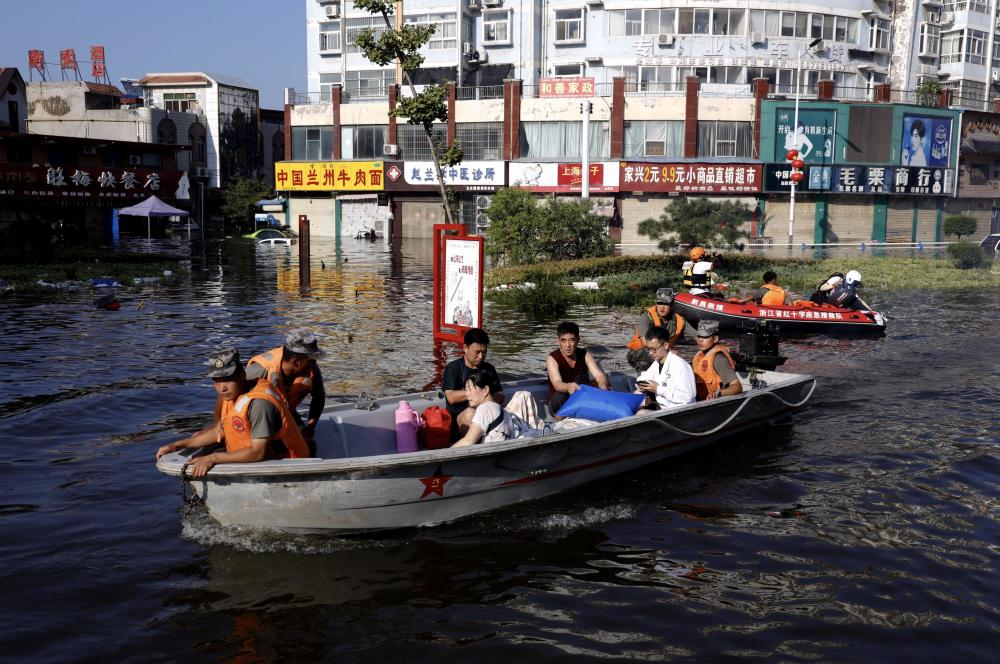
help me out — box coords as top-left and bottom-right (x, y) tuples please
(845, 270), (862, 285)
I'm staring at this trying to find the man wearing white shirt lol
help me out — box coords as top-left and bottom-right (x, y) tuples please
(634, 326), (697, 410)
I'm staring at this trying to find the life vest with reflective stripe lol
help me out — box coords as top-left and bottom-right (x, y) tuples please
(684, 261), (714, 289)
(626, 307), (686, 350)
(247, 346), (314, 409)
(220, 382), (310, 458)
(760, 283), (787, 307)
(692, 344), (736, 401)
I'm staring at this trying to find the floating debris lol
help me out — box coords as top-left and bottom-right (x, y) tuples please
(94, 293), (120, 311)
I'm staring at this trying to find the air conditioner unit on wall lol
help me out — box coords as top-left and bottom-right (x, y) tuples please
(325, 4), (340, 18)
(82, 145), (98, 155)
(193, 166), (208, 178)
(483, 0), (502, 7)
(475, 195), (492, 209)
(657, 34), (675, 47)
(750, 32), (766, 45)
(383, 143), (399, 158)
(128, 155), (142, 165)
(463, 41), (473, 55)
(992, 70), (1000, 82)
(467, 0), (482, 10)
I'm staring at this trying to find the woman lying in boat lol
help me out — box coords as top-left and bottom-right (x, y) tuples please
(452, 370), (539, 447)
(154, 348), (311, 477)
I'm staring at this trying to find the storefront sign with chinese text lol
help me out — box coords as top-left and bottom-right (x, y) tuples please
(775, 108), (837, 165)
(510, 162), (619, 193)
(620, 162), (761, 193)
(764, 164), (953, 195)
(538, 77), (595, 98)
(0, 165), (178, 201)
(402, 161), (505, 187)
(274, 161), (384, 191)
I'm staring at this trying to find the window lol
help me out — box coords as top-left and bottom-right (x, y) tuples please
(340, 125), (386, 159)
(319, 21), (341, 52)
(398, 123), (446, 160)
(405, 13), (458, 50)
(941, 31), (963, 64)
(188, 122), (207, 165)
(713, 9), (745, 36)
(456, 122), (503, 160)
(992, 39), (1000, 67)
(625, 9), (642, 35)
(920, 24), (941, 56)
(319, 73), (341, 102)
(291, 126), (334, 160)
(870, 18), (890, 51)
(966, 29), (987, 65)
(611, 8), (677, 36)
(272, 132), (284, 162)
(519, 121), (610, 160)
(156, 118), (177, 144)
(697, 121), (753, 158)
(554, 63), (585, 76)
(344, 69), (394, 100)
(346, 16), (389, 53)
(484, 10), (511, 44)
(555, 8), (584, 43)
(624, 120), (684, 157)
(163, 92), (196, 112)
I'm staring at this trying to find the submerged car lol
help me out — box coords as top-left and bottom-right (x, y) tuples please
(243, 228), (290, 241)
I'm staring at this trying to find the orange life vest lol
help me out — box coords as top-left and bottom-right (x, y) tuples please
(692, 344), (736, 400)
(247, 346), (315, 409)
(220, 381), (310, 458)
(760, 283), (787, 307)
(626, 306), (686, 350)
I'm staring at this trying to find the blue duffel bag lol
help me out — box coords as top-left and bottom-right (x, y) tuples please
(555, 384), (644, 422)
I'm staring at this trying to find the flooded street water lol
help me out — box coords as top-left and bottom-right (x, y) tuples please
(1, 238), (997, 661)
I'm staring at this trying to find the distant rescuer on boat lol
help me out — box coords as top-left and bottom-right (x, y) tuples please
(811, 270), (867, 310)
(443, 327), (505, 440)
(626, 288), (692, 372)
(245, 331), (326, 445)
(681, 246), (719, 296)
(634, 325), (697, 409)
(155, 349), (311, 477)
(738, 271), (791, 306)
(692, 320), (743, 401)
(547, 321), (610, 417)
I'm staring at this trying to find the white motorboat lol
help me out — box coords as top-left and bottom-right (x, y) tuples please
(157, 370), (815, 533)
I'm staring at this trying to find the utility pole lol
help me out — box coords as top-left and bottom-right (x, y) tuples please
(581, 101), (592, 199)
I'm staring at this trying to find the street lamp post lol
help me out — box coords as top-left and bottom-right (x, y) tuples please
(788, 56), (802, 249)
(581, 101), (592, 199)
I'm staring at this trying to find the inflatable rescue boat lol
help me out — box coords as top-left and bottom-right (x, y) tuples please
(673, 292), (887, 335)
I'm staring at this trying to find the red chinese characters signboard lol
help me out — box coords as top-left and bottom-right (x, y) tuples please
(620, 162), (763, 194)
(59, 49), (77, 70)
(0, 166), (181, 204)
(557, 163), (603, 188)
(28, 50), (44, 69)
(538, 77), (595, 98)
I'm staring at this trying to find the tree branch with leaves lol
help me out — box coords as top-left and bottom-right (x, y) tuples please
(353, 0), (463, 224)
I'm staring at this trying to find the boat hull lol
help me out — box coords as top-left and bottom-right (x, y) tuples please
(158, 372), (815, 533)
(673, 292), (886, 335)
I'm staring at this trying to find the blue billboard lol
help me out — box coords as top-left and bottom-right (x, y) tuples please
(900, 115), (952, 168)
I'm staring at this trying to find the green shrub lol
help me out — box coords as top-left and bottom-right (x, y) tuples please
(638, 197), (753, 251)
(485, 189), (614, 265)
(942, 215), (977, 240)
(946, 242), (989, 269)
(491, 281), (579, 318)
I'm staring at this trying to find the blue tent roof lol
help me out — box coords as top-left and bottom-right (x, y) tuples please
(255, 197), (286, 207)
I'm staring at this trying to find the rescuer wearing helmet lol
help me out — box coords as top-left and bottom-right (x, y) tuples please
(681, 246), (718, 296)
(819, 269), (867, 310)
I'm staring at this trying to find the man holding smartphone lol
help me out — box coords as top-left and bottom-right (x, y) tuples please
(633, 326), (697, 410)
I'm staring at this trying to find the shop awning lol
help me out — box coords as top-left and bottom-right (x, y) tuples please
(962, 131), (1000, 155)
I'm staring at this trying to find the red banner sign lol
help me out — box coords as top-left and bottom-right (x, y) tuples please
(59, 49), (77, 70)
(620, 162), (762, 193)
(557, 163), (603, 188)
(90, 45), (106, 62)
(28, 50), (44, 69)
(92, 62), (106, 78)
(539, 77), (595, 98)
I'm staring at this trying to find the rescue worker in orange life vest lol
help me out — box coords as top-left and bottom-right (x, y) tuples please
(244, 331), (326, 443)
(155, 348), (311, 478)
(691, 320), (743, 401)
(737, 270), (791, 306)
(626, 288), (695, 373)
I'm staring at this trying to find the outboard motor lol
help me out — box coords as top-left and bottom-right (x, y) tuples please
(735, 320), (786, 387)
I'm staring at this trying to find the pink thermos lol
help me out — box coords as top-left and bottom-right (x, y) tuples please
(395, 400), (421, 453)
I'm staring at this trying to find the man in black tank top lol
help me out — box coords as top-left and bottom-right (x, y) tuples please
(545, 321), (610, 418)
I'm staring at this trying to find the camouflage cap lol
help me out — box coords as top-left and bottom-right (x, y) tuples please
(207, 347), (243, 379)
(284, 330), (323, 358)
(696, 319), (720, 338)
(655, 288), (675, 305)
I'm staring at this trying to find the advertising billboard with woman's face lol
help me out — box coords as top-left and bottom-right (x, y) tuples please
(901, 115), (952, 168)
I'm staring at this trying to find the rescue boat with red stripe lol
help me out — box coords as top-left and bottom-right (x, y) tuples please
(672, 292), (887, 335)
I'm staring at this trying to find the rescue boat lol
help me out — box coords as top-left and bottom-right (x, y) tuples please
(672, 292), (887, 335)
(157, 368), (815, 534)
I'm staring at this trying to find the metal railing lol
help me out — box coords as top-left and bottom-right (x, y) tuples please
(455, 85), (504, 100)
